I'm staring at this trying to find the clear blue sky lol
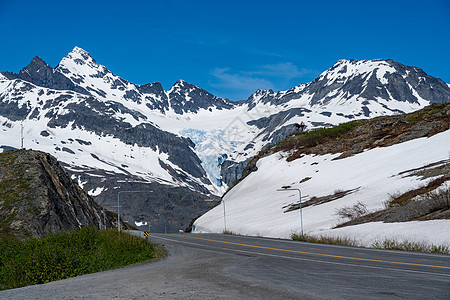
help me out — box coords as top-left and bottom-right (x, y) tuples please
(1, 0), (449, 101)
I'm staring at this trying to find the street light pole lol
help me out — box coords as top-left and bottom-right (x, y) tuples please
(277, 187), (303, 235)
(222, 199), (227, 232)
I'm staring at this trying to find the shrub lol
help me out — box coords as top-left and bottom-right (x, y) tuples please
(422, 185), (450, 208)
(336, 201), (368, 220)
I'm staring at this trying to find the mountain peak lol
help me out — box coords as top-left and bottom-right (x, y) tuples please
(70, 46), (91, 58)
(56, 46), (106, 82)
(318, 58), (396, 83)
(30, 56), (46, 65)
(173, 79), (191, 88)
(63, 46), (96, 64)
(15, 56), (52, 77)
(169, 79), (200, 93)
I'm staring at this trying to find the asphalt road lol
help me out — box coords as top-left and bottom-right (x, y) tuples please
(1, 233), (449, 299)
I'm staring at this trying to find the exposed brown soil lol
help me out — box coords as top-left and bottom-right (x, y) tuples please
(283, 188), (360, 212)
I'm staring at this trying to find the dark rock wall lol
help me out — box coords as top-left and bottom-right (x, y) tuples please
(0, 150), (129, 240)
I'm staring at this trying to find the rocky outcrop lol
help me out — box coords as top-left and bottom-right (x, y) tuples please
(167, 80), (235, 114)
(219, 159), (250, 187)
(2, 56), (88, 95)
(0, 149), (130, 240)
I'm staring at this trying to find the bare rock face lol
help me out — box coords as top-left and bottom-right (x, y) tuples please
(0, 149), (128, 240)
(1, 56), (88, 95)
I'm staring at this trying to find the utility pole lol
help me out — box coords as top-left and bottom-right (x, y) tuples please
(20, 122), (24, 149)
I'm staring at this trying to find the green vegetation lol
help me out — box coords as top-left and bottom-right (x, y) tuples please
(0, 227), (165, 291)
(291, 233), (359, 247)
(292, 120), (359, 141)
(372, 239), (449, 254)
(277, 120), (360, 152)
(222, 230), (236, 235)
(292, 233), (449, 254)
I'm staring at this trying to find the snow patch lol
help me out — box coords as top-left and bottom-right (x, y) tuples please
(88, 186), (105, 196)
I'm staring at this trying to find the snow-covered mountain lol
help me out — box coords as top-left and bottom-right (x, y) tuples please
(1, 47), (449, 231)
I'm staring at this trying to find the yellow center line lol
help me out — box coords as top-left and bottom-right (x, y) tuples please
(172, 234), (450, 270)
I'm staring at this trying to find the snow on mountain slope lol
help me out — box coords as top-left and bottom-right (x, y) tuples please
(2, 48), (450, 196)
(0, 77), (214, 196)
(57, 47), (135, 101)
(193, 128), (450, 246)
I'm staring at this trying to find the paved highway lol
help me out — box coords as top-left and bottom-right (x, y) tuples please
(1, 233), (449, 299)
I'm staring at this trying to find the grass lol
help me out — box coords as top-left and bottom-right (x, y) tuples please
(232, 121), (362, 191)
(276, 120), (360, 153)
(293, 120), (360, 141)
(291, 233), (359, 247)
(222, 230), (235, 235)
(291, 233), (449, 255)
(372, 239), (449, 254)
(0, 227), (166, 291)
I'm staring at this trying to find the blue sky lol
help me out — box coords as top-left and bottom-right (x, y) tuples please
(0, 0), (449, 100)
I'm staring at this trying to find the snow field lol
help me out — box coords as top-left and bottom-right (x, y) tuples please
(194, 130), (450, 247)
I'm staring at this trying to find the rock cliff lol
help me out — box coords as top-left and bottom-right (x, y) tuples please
(0, 149), (130, 240)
